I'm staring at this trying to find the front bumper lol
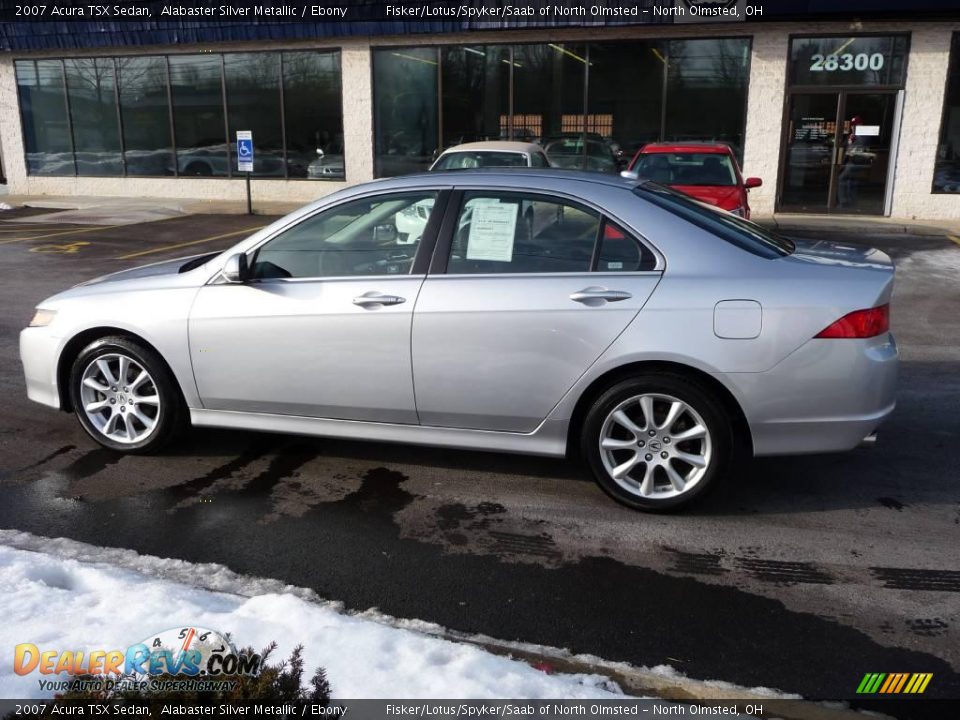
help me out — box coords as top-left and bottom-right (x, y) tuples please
(720, 333), (899, 456)
(20, 327), (63, 409)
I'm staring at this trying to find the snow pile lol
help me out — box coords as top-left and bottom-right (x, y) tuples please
(0, 543), (624, 700)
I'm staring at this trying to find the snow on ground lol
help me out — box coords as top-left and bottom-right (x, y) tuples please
(0, 535), (624, 700)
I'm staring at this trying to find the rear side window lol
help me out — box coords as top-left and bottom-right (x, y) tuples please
(635, 183), (794, 258)
(596, 221), (657, 272)
(530, 152), (550, 168)
(447, 192), (598, 274)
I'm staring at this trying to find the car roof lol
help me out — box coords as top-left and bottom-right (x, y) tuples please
(439, 141), (543, 154)
(640, 142), (732, 154)
(315, 169), (644, 207)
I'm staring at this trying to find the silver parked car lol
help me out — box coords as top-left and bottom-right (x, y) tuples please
(20, 171), (898, 510)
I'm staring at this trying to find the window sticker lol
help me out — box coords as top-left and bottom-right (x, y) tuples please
(466, 202), (519, 262)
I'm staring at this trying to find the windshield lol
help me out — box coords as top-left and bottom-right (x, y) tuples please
(634, 152), (737, 187)
(635, 182), (795, 258)
(432, 151), (528, 170)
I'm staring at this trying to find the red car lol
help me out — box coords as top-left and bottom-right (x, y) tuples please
(627, 142), (762, 219)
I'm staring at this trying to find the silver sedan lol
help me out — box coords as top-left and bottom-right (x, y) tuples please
(19, 170), (898, 511)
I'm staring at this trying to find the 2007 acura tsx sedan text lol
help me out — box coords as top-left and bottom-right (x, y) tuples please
(19, 170), (898, 511)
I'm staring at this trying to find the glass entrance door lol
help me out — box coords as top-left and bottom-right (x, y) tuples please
(779, 91), (897, 214)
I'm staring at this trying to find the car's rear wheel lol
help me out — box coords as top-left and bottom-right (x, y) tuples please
(69, 336), (184, 453)
(581, 373), (733, 511)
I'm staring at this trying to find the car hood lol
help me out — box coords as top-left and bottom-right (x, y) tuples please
(670, 184), (741, 210)
(75, 252), (220, 288)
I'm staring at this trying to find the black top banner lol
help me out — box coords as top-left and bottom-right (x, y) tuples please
(0, 0), (958, 51)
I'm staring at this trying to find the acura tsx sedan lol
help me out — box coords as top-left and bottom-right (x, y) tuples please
(20, 170), (898, 510)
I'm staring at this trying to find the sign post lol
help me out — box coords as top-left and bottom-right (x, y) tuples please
(236, 130), (254, 215)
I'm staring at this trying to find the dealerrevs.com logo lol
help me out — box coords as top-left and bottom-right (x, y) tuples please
(14, 627), (262, 694)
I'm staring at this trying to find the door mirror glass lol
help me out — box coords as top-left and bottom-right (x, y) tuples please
(222, 253), (248, 283)
(744, 177), (763, 189)
(373, 224), (398, 244)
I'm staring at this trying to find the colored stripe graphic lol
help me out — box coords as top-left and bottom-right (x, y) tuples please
(858, 672), (932, 694)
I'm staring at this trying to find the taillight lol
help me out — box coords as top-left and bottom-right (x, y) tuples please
(815, 304), (889, 339)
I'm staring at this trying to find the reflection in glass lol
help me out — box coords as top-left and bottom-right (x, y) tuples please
(440, 45), (509, 149)
(665, 39), (750, 162)
(934, 33), (960, 194)
(65, 58), (123, 176)
(587, 42), (665, 166)
(513, 43), (586, 166)
(118, 57), (174, 176)
(284, 51), (344, 180)
(224, 53), (284, 177)
(373, 48), (439, 177)
(15, 60), (74, 176)
(169, 54), (228, 177)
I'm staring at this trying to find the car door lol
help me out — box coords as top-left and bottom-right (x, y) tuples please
(411, 188), (663, 432)
(189, 190), (446, 423)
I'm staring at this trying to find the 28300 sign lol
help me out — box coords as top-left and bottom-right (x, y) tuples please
(810, 53), (885, 72)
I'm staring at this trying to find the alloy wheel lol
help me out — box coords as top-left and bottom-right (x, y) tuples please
(79, 353), (161, 444)
(598, 393), (712, 500)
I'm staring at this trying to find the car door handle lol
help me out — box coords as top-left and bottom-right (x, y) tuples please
(569, 287), (633, 304)
(353, 292), (406, 307)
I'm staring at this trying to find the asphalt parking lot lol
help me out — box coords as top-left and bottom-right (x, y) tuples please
(1, 206), (958, 709)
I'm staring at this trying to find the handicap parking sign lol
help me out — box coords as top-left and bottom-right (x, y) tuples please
(236, 130), (254, 172)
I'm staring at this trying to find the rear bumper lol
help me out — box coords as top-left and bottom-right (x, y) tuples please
(720, 333), (898, 456)
(20, 327), (62, 410)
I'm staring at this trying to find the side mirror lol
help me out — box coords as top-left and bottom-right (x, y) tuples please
(222, 253), (248, 283)
(744, 177), (763, 189)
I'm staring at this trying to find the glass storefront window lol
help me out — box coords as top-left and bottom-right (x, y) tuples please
(665, 39), (750, 161)
(169, 54), (228, 177)
(16, 51), (344, 180)
(933, 33), (960, 194)
(224, 53), (284, 178)
(789, 35), (909, 87)
(283, 51), (344, 180)
(373, 47), (439, 177)
(118, 57), (174, 176)
(512, 43), (587, 150)
(372, 38), (751, 178)
(65, 58), (123, 176)
(440, 45), (510, 148)
(587, 41), (665, 166)
(15, 60), (74, 176)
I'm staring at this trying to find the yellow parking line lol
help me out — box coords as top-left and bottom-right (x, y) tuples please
(948, 234), (960, 247)
(114, 225), (265, 260)
(0, 224), (121, 245)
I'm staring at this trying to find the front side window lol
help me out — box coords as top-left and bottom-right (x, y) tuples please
(251, 192), (438, 279)
(447, 192), (599, 274)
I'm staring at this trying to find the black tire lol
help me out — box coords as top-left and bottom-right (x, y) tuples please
(581, 373), (734, 512)
(68, 336), (185, 454)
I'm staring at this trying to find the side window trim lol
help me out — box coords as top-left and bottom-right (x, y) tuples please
(242, 188), (451, 282)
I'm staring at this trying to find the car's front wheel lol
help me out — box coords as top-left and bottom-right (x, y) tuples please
(69, 336), (184, 453)
(581, 373), (733, 511)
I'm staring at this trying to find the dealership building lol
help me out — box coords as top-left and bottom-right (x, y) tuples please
(1, 1), (959, 220)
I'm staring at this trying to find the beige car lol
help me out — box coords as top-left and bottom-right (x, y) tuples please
(429, 141), (551, 171)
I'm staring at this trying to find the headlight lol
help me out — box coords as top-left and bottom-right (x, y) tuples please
(29, 309), (56, 328)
